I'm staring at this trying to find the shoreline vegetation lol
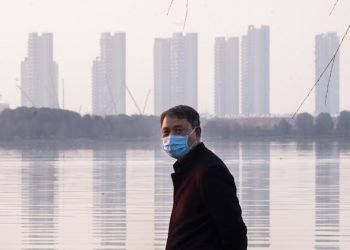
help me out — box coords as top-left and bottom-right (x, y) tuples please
(0, 107), (349, 144)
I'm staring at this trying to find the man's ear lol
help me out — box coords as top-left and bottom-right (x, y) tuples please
(195, 127), (202, 138)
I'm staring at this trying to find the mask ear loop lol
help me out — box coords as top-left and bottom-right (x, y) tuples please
(187, 127), (198, 149)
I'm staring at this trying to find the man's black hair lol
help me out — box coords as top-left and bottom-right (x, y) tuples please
(160, 105), (200, 128)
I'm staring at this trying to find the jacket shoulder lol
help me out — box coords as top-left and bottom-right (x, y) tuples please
(199, 145), (227, 168)
(197, 145), (233, 179)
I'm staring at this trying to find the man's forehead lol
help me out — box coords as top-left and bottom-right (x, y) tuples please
(162, 116), (190, 128)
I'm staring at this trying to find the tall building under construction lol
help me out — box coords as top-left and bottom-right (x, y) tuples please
(154, 33), (198, 116)
(92, 32), (126, 116)
(315, 32), (340, 115)
(21, 32), (59, 108)
(241, 26), (270, 116)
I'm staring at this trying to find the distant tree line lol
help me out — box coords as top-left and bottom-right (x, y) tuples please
(0, 107), (349, 140)
(0, 107), (160, 140)
(204, 111), (350, 139)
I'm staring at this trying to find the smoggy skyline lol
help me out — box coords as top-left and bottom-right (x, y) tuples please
(0, 0), (349, 115)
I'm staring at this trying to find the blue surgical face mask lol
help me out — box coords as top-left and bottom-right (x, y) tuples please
(162, 128), (197, 159)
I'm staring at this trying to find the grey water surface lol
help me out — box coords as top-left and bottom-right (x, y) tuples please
(1, 140), (350, 250)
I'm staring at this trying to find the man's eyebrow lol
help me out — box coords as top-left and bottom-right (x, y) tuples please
(173, 125), (184, 129)
(162, 124), (185, 130)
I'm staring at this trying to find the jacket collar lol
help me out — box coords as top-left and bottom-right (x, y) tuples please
(173, 142), (205, 174)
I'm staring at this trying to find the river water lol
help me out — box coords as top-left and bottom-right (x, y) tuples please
(0, 140), (350, 250)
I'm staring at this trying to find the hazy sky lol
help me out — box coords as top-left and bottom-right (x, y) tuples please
(0, 0), (349, 115)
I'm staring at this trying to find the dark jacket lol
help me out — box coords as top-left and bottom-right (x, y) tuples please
(166, 142), (247, 250)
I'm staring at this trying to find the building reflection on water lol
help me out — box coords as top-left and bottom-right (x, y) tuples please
(92, 147), (126, 249)
(21, 150), (58, 249)
(154, 148), (173, 250)
(212, 141), (240, 195)
(315, 142), (340, 250)
(241, 142), (270, 248)
(8, 141), (348, 250)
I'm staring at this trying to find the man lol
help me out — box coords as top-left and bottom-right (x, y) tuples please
(161, 105), (248, 250)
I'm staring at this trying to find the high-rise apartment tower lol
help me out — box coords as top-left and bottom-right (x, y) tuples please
(21, 32), (59, 108)
(315, 32), (340, 115)
(154, 33), (197, 115)
(92, 32), (126, 116)
(215, 37), (239, 117)
(241, 26), (270, 116)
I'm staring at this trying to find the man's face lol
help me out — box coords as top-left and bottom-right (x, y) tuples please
(161, 115), (201, 148)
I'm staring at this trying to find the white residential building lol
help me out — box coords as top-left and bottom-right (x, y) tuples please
(21, 33), (59, 108)
(241, 26), (270, 116)
(215, 37), (239, 117)
(92, 32), (126, 116)
(315, 32), (340, 115)
(154, 33), (198, 115)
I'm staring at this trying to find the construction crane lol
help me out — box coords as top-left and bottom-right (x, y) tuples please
(17, 69), (60, 109)
(62, 79), (65, 110)
(48, 66), (60, 109)
(142, 89), (151, 114)
(126, 86), (142, 115)
(16, 85), (35, 107)
(105, 77), (119, 115)
(126, 86), (151, 115)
